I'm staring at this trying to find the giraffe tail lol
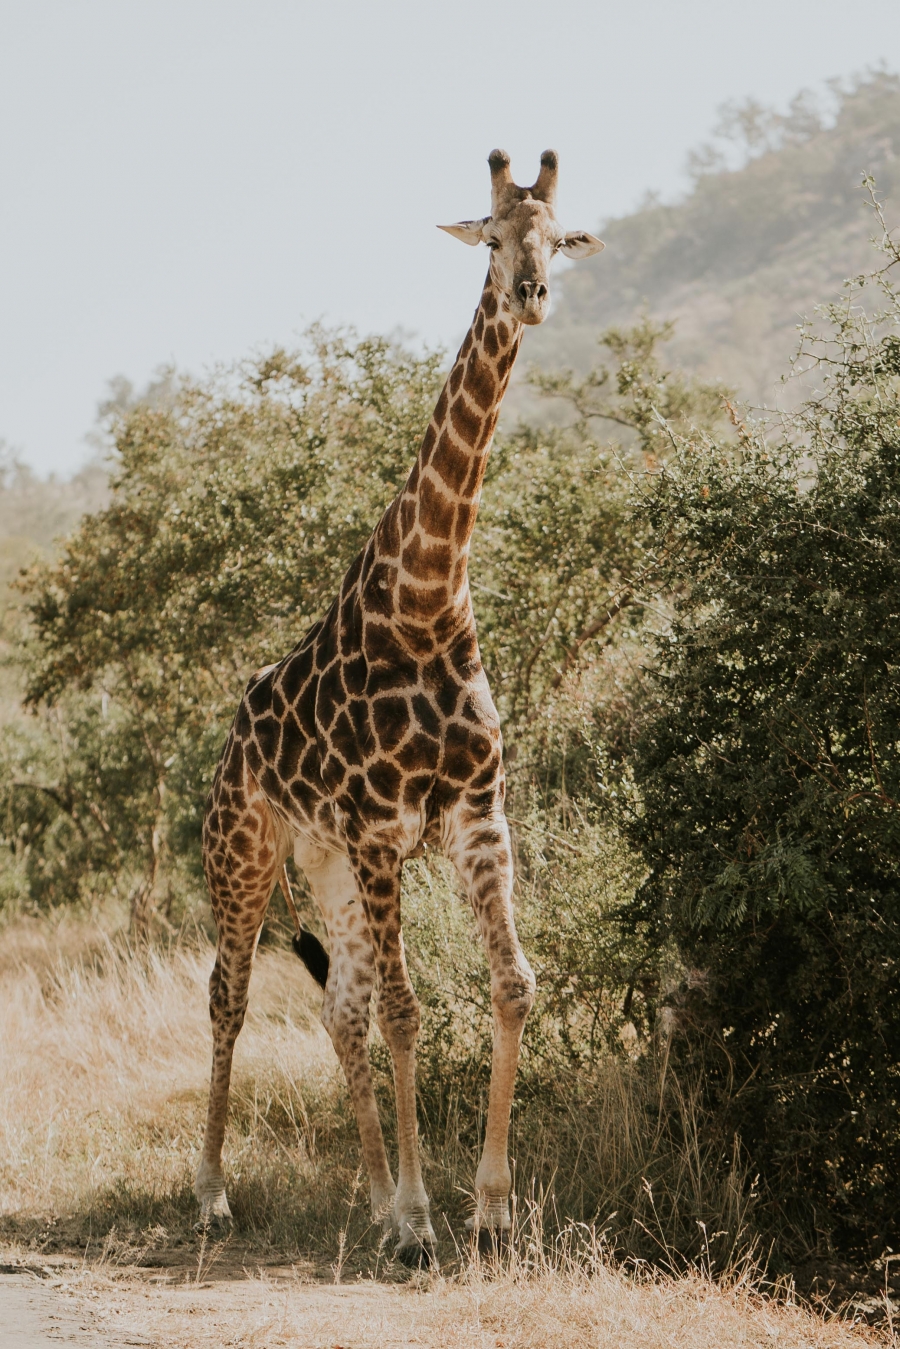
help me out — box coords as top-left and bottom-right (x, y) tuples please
(292, 929), (330, 989)
(278, 864), (330, 989)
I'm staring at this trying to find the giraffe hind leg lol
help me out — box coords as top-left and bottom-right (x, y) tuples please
(294, 838), (398, 1237)
(196, 756), (284, 1229)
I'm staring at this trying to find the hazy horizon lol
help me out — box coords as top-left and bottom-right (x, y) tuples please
(2, 0), (900, 476)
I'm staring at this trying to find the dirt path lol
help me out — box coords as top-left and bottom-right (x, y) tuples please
(96, 1276), (423, 1347)
(0, 1255), (883, 1349)
(2, 1263), (426, 1349)
(4, 1269), (427, 1349)
(0, 1271), (113, 1348)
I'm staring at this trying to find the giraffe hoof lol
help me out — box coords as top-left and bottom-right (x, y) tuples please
(474, 1225), (511, 1260)
(395, 1237), (437, 1270)
(193, 1212), (233, 1237)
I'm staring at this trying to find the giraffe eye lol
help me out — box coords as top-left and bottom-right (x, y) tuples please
(486, 239), (500, 250)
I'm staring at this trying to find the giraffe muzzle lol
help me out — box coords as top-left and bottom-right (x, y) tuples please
(512, 277), (550, 324)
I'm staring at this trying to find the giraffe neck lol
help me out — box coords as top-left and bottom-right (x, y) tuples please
(371, 274), (523, 644)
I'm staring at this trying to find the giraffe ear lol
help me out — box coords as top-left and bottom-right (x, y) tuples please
(438, 217), (490, 247)
(558, 231), (605, 259)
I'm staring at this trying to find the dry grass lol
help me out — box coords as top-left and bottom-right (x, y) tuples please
(0, 913), (360, 1256)
(39, 1260), (884, 1348)
(0, 915), (893, 1347)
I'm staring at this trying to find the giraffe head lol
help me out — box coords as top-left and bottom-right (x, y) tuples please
(439, 149), (604, 326)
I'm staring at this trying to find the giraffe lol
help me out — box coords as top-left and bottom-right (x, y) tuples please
(195, 149), (605, 1266)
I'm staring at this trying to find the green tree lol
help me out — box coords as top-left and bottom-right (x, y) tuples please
(11, 331), (444, 924)
(630, 217), (900, 1257)
(476, 319), (728, 779)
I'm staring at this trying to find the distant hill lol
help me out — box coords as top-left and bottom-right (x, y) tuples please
(0, 453), (108, 610)
(0, 451), (108, 709)
(0, 374), (167, 609)
(523, 72), (900, 409)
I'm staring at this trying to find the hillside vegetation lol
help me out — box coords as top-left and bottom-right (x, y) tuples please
(526, 72), (900, 406)
(0, 451), (106, 636)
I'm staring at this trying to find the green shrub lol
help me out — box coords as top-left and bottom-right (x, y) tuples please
(630, 217), (900, 1259)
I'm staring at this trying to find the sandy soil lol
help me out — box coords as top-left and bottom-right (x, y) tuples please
(1, 1269), (111, 1348)
(0, 1251), (887, 1349)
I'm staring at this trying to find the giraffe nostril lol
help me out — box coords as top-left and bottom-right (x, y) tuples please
(517, 280), (547, 305)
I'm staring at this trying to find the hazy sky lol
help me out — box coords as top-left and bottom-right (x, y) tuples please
(2, 0), (899, 476)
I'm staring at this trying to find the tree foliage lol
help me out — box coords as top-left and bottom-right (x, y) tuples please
(8, 332), (445, 919)
(630, 219), (900, 1255)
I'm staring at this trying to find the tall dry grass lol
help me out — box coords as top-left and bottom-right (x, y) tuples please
(1, 916), (893, 1346)
(60, 1230), (886, 1349)
(0, 914), (754, 1270)
(0, 915), (370, 1257)
(0, 917), (804, 1273)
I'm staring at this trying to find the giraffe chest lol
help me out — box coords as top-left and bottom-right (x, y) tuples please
(319, 644), (500, 790)
(236, 609), (503, 846)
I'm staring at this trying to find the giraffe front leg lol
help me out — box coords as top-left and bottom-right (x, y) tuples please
(355, 840), (437, 1268)
(447, 808), (535, 1251)
(296, 842), (396, 1233)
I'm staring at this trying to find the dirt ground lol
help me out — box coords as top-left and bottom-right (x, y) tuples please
(1, 1269), (105, 1348)
(1, 1248), (890, 1349)
(1, 1263), (424, 1349)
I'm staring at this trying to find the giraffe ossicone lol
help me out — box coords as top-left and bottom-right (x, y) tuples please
(195, 149), (605, 1267)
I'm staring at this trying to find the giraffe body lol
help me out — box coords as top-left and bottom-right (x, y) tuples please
(196, 150), (604, 1264)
